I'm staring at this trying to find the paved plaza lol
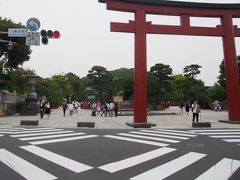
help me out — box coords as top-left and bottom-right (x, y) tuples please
(0, 106), (239, 129)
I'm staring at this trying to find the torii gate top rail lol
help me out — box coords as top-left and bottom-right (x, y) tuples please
(99, 0), (240, 16)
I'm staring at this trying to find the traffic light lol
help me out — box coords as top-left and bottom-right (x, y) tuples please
(40, 29), (60, 45)
(41, 30), (48, 45)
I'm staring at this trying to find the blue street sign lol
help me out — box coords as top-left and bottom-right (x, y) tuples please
(26, 18), (41, 31)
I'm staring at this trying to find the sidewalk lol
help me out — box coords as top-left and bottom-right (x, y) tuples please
(0, 106), (240, 129)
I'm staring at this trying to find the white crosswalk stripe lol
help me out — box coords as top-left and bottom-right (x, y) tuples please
(99, 147), (176, 173)
(117, 133), (180, 143)
(29, 135), (99, 145)
(11, 130), (75, 138)
(104, 129), (195, 147)
(0, 148), (57, 180)
(130, 152), (206, 180)
(19, 132), (86, 141)
(140, 129), (197, 137)
(103, 135), (169, 147)
(191, 129), (240, 145)
(21, 145), (93, 173)
(11, 128), (64, 134)
(195, 158), (240, 180)
(128, 131), (189, 140)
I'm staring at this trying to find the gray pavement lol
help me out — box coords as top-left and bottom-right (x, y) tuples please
(0, 106), (240, 129)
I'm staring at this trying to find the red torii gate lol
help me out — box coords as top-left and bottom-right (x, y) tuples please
(100, 0), (240, 125)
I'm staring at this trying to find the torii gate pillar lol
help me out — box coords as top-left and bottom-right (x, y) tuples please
(134, 9), (148, 123)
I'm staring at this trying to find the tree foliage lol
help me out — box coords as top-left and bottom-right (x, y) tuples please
(87, 66), (113, 102)
(148, 63), (173, 106)
(217, 56), (240, 88)
(36, 73), (85, 103)
(183, 64), (202, 78)
(0, 18), (31, 68)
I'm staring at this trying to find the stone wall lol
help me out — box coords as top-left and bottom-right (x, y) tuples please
(0, 90), (26, 116)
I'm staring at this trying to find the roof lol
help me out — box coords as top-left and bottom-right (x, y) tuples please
(99, 0), (240, 9)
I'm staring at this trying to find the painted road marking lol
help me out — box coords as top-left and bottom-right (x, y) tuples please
(21, 145), (93, 173)
(129, 131), (189, 140)
(0, 148), (57, 180)
(11, 130), (75, 138)
(158, 129), (197, 134)
(19, 132), (86, 141)
(11, 129), (64, 134)
(117, 133), (180, 143)
(103, 135), (169, 147)
(223, 139), (240, 142)
(130, 152), (206, 180)
(29, 135), (99, 145)
(99, 147), (176, 173)
(195, 158), (240, 180)
(190, 129), (240, 132)
(140, 130), (197, 137)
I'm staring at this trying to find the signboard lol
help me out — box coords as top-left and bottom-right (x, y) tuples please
(26, 18), (40, 31)
(26, 32), (40, 46)
(113, 96), (123, 103)
(8, 28), (27, 37)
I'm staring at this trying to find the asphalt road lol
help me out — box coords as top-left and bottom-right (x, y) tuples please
(0, 126), (240, 180)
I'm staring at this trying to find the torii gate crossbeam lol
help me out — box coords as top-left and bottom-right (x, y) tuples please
(100, 0), (240, 124)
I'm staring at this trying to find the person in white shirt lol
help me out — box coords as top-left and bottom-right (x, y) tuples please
(192, 101), (200, 122)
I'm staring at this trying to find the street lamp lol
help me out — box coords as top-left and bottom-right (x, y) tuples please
(0, 40), (16, 75)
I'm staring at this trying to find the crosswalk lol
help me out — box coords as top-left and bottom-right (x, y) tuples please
(0, 126), (240, 179)
(190, 129), (240, 146)
(3, 126), (99, 145)
(103, 129), (197, 147)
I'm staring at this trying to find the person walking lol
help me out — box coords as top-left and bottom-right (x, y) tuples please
(45, 102), (51, 118)
(185, 101), (190, 115)
(62, 101), (68, 116)
(68, 102), (74, 116)
(96, 101), (101, 115)
(192, 101), (201, 122)
(114, 102), (118, 117)
(39, 100), (45, 119)
(179, 101), (184, 115)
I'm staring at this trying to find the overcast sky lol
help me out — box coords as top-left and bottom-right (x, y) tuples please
(0, 0), (240, 86)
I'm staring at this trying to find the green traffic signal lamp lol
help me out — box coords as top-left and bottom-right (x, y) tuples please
(41, 30), (47, 37)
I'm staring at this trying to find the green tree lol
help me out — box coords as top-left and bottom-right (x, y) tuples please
(111, 68), (134, 100)
(217, 56), (240, 88)
(0, 18), (31, 68)
(87, 66), (113, 102)
(183, 64), (202, 78)
(148, 63), (173, 108)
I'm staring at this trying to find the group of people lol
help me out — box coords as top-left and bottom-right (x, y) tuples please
(179, 100), (201, 122)
(91, 101), (119, 117)
(62, 100), (80, 116)
(38, 99), (51, 119)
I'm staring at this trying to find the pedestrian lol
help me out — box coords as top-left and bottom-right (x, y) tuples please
(109, 101), (115, 117)
(91, 102), (96, 116)
(39, 100), (45, 119)
(45, 101), (51, 118)
(62, 101), (68, 116)
(185, 101), (190, 115)
(192, 101), (201, 122)
(96, 101), (101, 115)
(179, 101), (184, 115)
(68, 102), (74, 116)
(114, 102), (118, 117)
